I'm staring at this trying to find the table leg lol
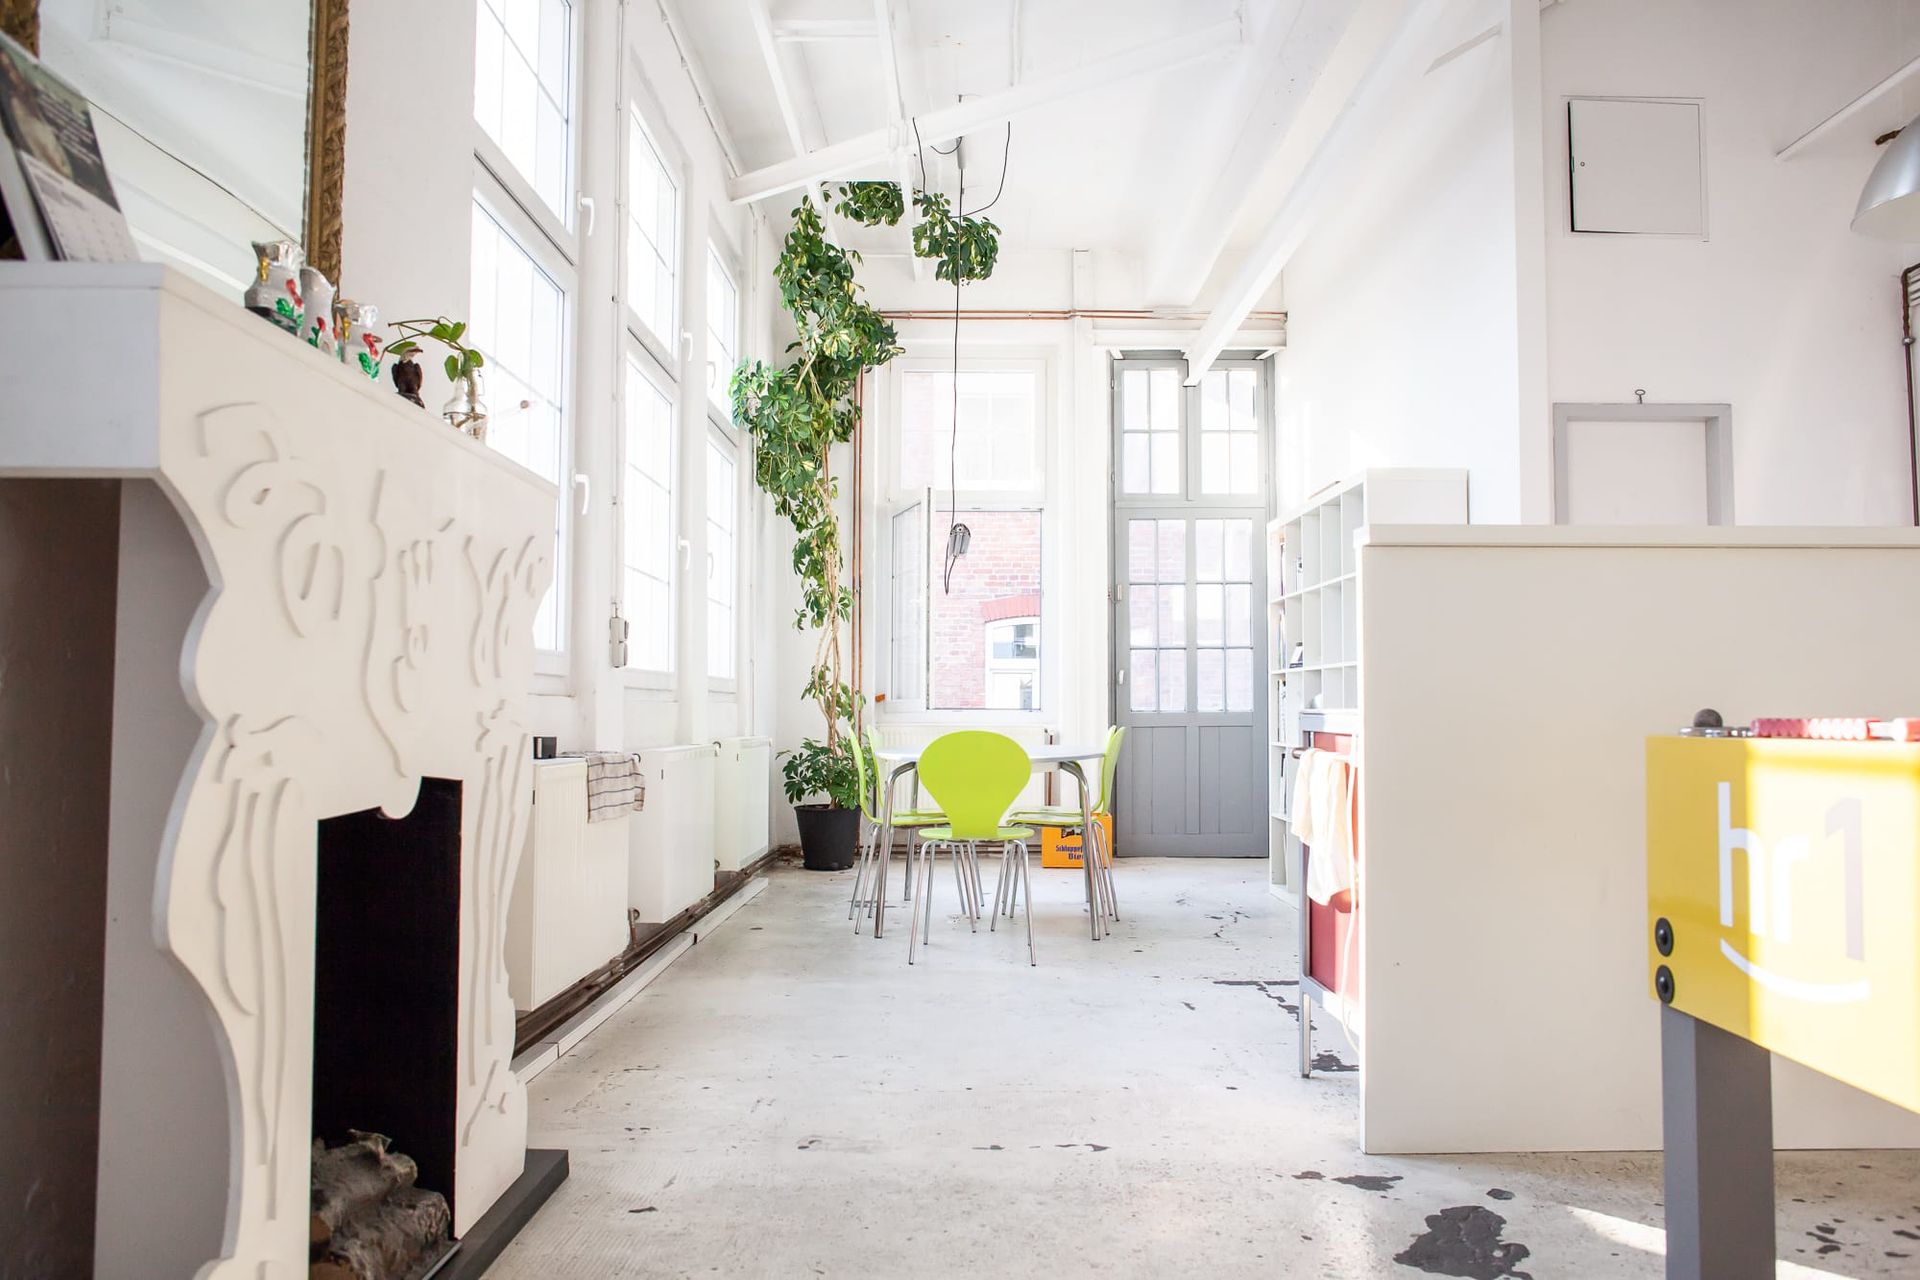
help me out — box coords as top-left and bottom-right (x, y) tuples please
(1062, 761), (1101, 941)
(1661, 1005), (1775, 1280)
(872, 763), (912, 940)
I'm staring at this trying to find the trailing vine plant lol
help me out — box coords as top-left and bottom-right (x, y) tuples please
(731, 179), (1000, 808)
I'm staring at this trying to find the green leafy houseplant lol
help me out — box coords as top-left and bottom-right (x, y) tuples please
(385, 317), (486, 386)
(779, 738), (861, 811)
(731, 181), (1000, 857)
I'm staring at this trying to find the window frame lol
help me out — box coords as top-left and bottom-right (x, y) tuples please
(704, 421), (741, 693)
(873, 352), (1056, 723)
(470, 163), (576, 674)
(617, 341), (680, 689)
(471, 0), (582, 259)
(621, 79), (685, 372)
(704, 237), (743, 421)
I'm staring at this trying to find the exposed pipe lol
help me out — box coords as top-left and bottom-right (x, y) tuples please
(881, 308), (1289, 321)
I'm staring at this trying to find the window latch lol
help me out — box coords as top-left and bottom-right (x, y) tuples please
(573, 473), (590, 515)
(577, 194), (596, 236)
(609, 604), (629, 668)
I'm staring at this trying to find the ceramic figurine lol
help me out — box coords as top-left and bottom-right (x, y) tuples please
(337, 299), (382, 378)
(391, 356), (424, 407)
(245, 239), (304, 335)
(300, 265), (336, 357)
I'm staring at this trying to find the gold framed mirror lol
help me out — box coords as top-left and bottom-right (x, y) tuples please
(7, 0), (348, 286)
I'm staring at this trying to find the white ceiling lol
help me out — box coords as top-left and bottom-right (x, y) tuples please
(674, 0), (1291, 255)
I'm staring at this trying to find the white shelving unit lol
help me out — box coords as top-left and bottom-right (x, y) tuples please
(1267, 469), (1467, 904)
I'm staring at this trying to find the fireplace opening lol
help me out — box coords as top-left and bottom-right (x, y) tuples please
(313, 777), (463, 1241)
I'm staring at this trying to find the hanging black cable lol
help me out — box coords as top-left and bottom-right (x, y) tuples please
(970, 124), (1013, 216)
(942, 155), (970, 593)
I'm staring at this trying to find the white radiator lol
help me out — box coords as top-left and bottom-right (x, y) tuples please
(506, 759), (633, 1011)
(712, 736), (771, 872)
(629, 743), (718, 924)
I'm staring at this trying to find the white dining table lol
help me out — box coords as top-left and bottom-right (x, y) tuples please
(868, 743), (1110, 942)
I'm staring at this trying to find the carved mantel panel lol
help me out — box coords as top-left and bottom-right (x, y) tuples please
(0, 265), (555, 1276)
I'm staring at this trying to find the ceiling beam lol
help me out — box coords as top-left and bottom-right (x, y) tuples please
(1142, 0), (1354, 308)
(727, 16), (1250, 205)
(1777, 50), (1920, 161)
(871, 0), (928, 279)
(745, 0), (841, 235)
(1184, 0), (1458, 383)
(771, 18), (878, 42)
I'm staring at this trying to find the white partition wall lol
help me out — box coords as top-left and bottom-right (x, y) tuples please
(1356, 526), (1920, 1154)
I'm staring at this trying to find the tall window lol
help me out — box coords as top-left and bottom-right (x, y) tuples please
(473, 0), (573, 221)
(1118, 365), (1182, 496)
(626, 111), (678, 348)
(883, 361), (1048, 713)
(705, 433), (737, 682)
(622, 356), (676, 674)
(705, 246), (739, 412)
(471, 197), (569, 652)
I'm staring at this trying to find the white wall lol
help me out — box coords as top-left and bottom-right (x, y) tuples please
(340, 0), (782, 771)
(1542, 0), (1920, 526)
(1276, 0), (1546, 522)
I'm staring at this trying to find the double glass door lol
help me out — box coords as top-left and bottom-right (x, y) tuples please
(1110, 356), (1270, 856)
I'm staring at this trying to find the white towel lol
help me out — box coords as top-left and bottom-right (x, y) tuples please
(1290, 748), (1322, 846)
(1298, 751), (1357, 907)
(562, 751), (646, 823)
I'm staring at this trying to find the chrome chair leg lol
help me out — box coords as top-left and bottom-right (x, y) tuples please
(989, 846), (1008, 931)
(1016, 840), (1036, 965)
(849, 818), (877, 923)
(907, 837), (933, 964)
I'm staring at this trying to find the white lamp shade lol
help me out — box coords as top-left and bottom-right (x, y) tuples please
(1854, 110), (1920, 239)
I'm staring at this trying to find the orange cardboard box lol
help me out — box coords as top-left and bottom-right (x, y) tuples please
(1039, 813), (1113, 869)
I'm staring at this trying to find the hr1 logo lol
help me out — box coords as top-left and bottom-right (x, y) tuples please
(1716, 781), (1869, 1004)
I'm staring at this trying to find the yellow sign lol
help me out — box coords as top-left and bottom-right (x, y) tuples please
(1647, 737), (1920, 1112)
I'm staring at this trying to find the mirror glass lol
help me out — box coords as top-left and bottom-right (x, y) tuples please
(36, 0), (313, 294)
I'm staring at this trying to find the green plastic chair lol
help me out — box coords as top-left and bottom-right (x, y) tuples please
(912, 731), (1037, 965)
(848, 729), (945, 929)
(1013, 726), (1126, 924)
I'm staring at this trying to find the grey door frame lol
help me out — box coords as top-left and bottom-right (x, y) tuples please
(1109, 352), (1273, 856)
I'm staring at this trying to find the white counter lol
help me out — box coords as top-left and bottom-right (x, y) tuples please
(1353, 523), (1920, 1153)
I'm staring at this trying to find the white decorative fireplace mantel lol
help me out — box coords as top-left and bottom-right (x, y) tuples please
(0, 265), (556, 1277)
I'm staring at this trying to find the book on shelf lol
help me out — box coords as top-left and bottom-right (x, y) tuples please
(0, 31), (136, 263)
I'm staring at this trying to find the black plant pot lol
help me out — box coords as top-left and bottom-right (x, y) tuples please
(795, 804), (859, 871)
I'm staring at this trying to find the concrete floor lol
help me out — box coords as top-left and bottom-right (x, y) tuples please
(488, 857), (1920, 1278)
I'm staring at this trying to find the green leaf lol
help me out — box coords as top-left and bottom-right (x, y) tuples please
(444, 354), (459, 382)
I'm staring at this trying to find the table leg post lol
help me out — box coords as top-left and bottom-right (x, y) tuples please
(1661, 1004), (1775, 1280)
(1064, 762), (1100, 941)
(873, 764), (908, 940)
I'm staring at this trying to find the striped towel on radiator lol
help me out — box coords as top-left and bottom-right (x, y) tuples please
(561, 751), (646, 822)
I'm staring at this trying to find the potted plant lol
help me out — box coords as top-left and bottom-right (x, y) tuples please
(732, 184), (1000, 871)
(385, 317), (488, 440)
(781, 737), (862, 870)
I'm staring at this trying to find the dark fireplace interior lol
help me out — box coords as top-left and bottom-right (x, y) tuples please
(313, 777), (463, 1224)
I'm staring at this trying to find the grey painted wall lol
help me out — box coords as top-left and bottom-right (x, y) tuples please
(0, 478), (120, 1277)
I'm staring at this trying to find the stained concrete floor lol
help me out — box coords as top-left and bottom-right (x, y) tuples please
(488, 857), (1920, 1278)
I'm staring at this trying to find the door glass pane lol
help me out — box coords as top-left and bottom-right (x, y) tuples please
(1226, 583), (1251, 645)
(1200, 435), (1228, 494)
(1127, 518), (1156, 582)
(1150, 369), (1178, 430)
(1197, 647), (1224, 713)
(1155, 519), (1185, 581)
(1196, 583), (1223, 646)
(1227, 648), (1254, 712)
(1151, 432), (1179, 494)
(1201, 374), (1228, 432)
(1229, 435), (1259, 492)
(1230, 368), (1257, 424)
(1122, 369), (1148, 430)
(1128, 589), (1155, 646)
(1157, 585), (1186, 646)
(1195, 519), (1223, 581)
(1157, 647), (1187, 712)
(1130, 649), (1157, 712)
(1123, 434), (1149, 493)
(1224, 519), (1252, 582)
